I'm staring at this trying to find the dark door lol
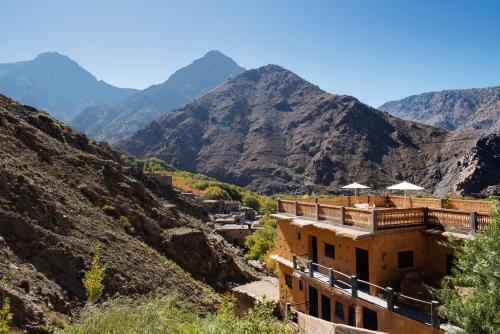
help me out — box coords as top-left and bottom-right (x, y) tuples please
(362, 307), (378, 331)
(355, 248), (369, 291)
(321, 295), (331, 321)
(348, 306), (356, 326)
(308, 285), (318, 317)
(310, 236), (318, 271)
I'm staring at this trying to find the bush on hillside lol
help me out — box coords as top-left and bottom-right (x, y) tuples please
(0, 276), (13, 334)
(244, 215), (277, 261)
(203, 186), (231, 200)
(242, 194), (260, 211)
(83, 246), (106, 304)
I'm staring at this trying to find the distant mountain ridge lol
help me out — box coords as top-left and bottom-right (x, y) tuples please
(0, 52), (137, 122)
(118, 65), (499, 196)
(72, 50), (245, 143)
(379, 86), (500, 133)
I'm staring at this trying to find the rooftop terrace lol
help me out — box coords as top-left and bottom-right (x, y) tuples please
(276, 195), (496, 234)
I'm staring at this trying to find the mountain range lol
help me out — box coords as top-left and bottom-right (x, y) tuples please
(72, 50), (245, 143)
(0, 51), (498, 196)
(117, 65), (500, 195)
(0, 52), (136, 122)
(379, 86), (500, 134)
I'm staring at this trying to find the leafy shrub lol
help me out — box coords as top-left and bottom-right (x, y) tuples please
(203, 186), (231, 200)
(0, 276), (13, 334)
(242, 194), (260, 211)
(436, 210), (500, 333)
(83, 246), (106, 304)
(259, 197), (277, 215)
(120, 216), (135, 235)
(244, 215), (277, 261)
(191, 180), (211, 190)
(101, 205), (117, 217)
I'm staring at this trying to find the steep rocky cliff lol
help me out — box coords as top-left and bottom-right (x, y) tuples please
(0, 95), (256, 331)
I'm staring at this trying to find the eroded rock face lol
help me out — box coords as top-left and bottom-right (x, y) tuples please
(161, 228), (256, 289)
(454, 134), (500, 195)
(0, 95), (256, 330)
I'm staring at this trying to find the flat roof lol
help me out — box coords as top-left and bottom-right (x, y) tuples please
(271, 213), (373, 240)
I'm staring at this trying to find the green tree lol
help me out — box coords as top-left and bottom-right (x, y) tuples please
(0, 276), (13, 334)
(203, 186), (231, 200)
(437, 210), (500, 334)
(244, 215), (277, 261)
(83, 246), (106, 304)
(242, 194), (260, 211)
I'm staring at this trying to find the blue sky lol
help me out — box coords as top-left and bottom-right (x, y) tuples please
(1, 0), (499, 106)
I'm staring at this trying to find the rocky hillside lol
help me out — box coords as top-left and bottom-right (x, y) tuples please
(115, 66), (438, 194)
(0, 95), (257, 331)
(379, 86), (500, 133)
(0, 52), (136, 122)
(72, 50), (245, 143)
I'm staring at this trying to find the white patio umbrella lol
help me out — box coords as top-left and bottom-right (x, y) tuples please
(341, 182), (370, 196)
(386, 181), (425, 197)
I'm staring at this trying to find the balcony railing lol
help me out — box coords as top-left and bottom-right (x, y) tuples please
(277, 197), (494, 233)
(291, 255), (441, 329)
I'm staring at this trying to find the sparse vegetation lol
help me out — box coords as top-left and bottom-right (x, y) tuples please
(101, 205), (117, 217)
(203, 186), (231, 200)
(83, 246), (106, 304)
(60, 293), (290, 334)
(0, 276), (13, 334)
(119, 216), (135, 234)
(436, 210), (500, 333)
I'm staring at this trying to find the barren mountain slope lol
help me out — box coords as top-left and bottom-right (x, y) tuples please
(0, 95), (256, 331)
(118, 65), (456, 194)
(72, 50), (245, 143)
(379, 86), (500, 133)
(0, 52), (136, 122)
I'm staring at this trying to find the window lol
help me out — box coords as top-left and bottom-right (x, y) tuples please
(335, 301), (345, 320)
(362, 307), (378, 331)
(297, 232), (301, 240)
(398, 250), (414, 268)
(325, 243), (335, 259)
(299, 279), (303, 291)
(285, 274), (293, 288)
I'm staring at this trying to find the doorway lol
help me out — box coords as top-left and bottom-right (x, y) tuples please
(310, 236), (318, 271)
(308, 285), (318, 317)
(321, 294), (331, 321)
(355, 248), (369, 291)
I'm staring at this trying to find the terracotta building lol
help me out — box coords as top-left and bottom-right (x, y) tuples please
(271, 195), (495, 334)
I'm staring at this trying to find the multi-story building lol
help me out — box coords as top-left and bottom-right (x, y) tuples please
(271, 195), (495, 333)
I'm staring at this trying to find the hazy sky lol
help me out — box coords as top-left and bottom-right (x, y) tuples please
(1, 0), (499, 107)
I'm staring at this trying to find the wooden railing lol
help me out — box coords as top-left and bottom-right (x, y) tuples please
(427, 208), (471, 232)
(445, 198), (493, 212)
(318, 204), (342, 221)
(377, 208), (425, 229)
(291, 254), (441, 329)
(296, 202), (316, 219)
(344, 207), (372, 228)
(277, 199), (493, 233)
